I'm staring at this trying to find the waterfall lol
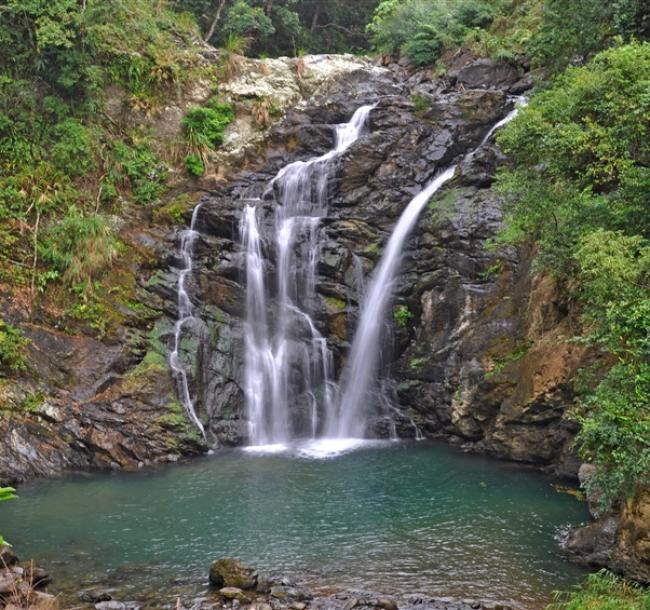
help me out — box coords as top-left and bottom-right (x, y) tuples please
(169, 204), (206, 438)
(172, 96), (523, 447)
(243, 104), (376, 446)
(334, 99), (526, 439)
(333, 166), (457, 438)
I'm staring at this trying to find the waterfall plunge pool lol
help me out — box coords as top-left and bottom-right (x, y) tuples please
(3, 441), (589, 608)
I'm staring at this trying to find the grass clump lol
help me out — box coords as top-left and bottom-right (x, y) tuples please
(548, 570), (650, 610)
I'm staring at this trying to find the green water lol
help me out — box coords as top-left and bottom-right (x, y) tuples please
(2, 441), (589, 608)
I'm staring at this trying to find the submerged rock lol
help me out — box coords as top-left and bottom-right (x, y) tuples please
(80, 589), (112, 603)
(219, 586), (249, 601)
(209, 558), (257, 590)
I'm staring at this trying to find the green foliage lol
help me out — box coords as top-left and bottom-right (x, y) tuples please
(183, 99), (235, 151)
(183, 0), (379, 56)
(185, 154), (205, 176)
(112, 139), (168, 204)
(0, 0), (197, 318)
(577, 362), (650, 509)
(394, 305), (414, 327)
(153, 194), (196, 224)
(572, 231), (650, 507)
(529, 0), (650, 72)
(0, 488), (16, 502)
(497, 43), (650, 272)
(0, 320), (29, 372)
(410, 356), (426, 369)
(223, 0), (275, 39)
(223, 32), (250, 56)
(497, 43), (650, 508)
(0, 486), (17, 547)
(411, 94), (429, 114)
(368, 0), (507, 66)
(20, 392), (45, 413)
(548, 570), (650, 610)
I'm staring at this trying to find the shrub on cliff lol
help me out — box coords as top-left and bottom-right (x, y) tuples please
(183, 99), (235, 151)
(0, 321), (29, 372)
(496, 42), (650, 508)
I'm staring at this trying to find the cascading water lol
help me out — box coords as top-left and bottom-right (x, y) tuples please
(242, 105), (375, 447)
(169, 204), (206, 438)
(334, 98), (526, 439)
(173, 96), (523, 447)
(333, 166), (457, 438)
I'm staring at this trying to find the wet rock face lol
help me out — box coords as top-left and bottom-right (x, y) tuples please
(177, 57), (530, 445)
(0, 319), (207, 485)
(178, 53), (583, 469)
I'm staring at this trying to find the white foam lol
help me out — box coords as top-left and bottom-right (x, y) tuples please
(242, 443), (288, 455)
(296, 438), (384, 459)
(241, 438), (388, 459)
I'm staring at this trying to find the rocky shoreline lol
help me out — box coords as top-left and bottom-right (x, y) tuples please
(0, 552), (536, 610)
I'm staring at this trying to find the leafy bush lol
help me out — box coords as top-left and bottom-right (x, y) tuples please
(0, 486), (17, 547)
(394, 305), (414, 327)
(111, 140), (168, 204)
(497, 43), (650, 271)
(0, 321), (29, 372)
(548, 570), (650, 610)
(529, 0), (650, 72)
(223, 0), (275, 39)
(183, 99), (234, 151)
(185, 153), (205, 176)
(572, 231), (650, 507)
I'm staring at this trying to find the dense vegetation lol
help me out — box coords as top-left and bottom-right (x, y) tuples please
(0, 0), (212, 341)
(368, 0), (650, 70)
(178, 0), (380, 56)
(497, 41), (650, 510)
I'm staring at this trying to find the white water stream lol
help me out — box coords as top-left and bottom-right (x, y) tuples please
(242, 105), (376, 446)
(169, 204), (206, 437)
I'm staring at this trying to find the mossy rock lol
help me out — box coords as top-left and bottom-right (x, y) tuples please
(209, 558), (257, 590)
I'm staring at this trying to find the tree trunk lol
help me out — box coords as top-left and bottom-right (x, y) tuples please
(205, 0), (227, 43)
(264, 0), (273, 16)
(310, 4), (321, 33)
